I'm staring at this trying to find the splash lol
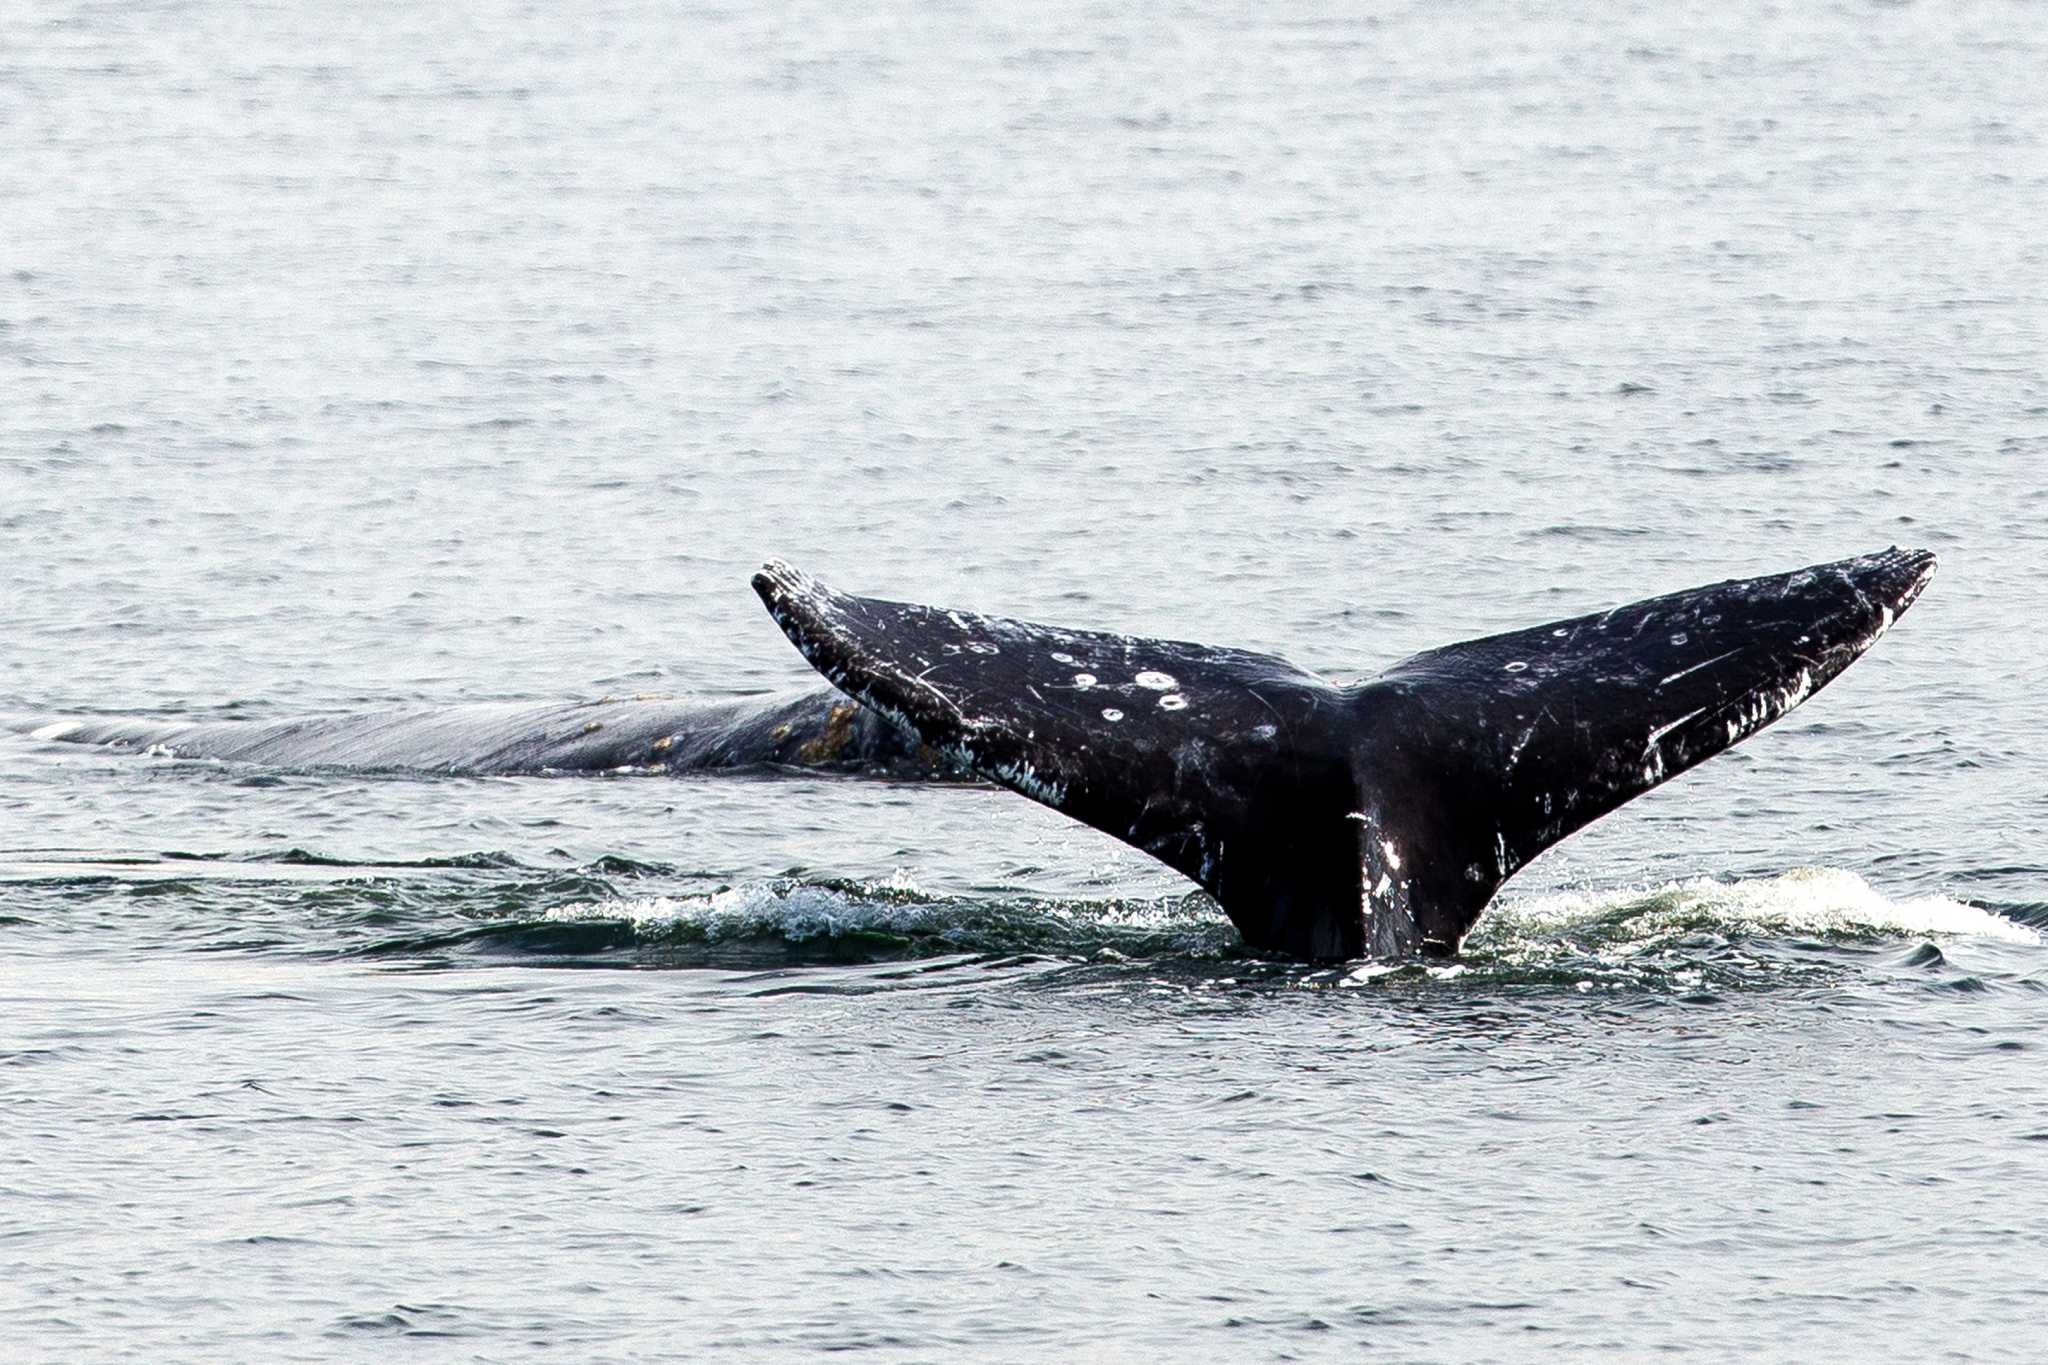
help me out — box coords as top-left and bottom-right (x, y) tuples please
(513, 865), (2033, 982)
(537, 876), (1239, 961)
(1349, 865), (2044, 993)
(1485, 866), (2034, 947)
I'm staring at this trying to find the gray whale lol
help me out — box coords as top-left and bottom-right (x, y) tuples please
(9, 548), (1935, 961)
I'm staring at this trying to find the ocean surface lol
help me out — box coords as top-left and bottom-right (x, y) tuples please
(4, 1), (2047, 1358)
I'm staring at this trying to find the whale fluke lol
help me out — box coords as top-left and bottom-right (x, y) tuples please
(754, 548), (1937, 961)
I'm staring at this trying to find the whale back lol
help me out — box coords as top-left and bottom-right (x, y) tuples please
(2, 689), (946, 777)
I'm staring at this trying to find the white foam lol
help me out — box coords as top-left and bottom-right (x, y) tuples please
(543, 881), (947, 942)
(531, 869), (2030, 969)
(1493, 867), (2035, 945)
(539, 878), (1226, 951)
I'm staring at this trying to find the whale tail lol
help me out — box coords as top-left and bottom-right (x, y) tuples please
(754, 549), (1937, 961)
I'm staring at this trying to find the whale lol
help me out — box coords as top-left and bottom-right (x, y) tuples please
(754, 547), (1938, 961)
(8, 548), (1936, 962)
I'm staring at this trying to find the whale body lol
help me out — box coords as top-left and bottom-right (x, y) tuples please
(8, 548), (1935, 961)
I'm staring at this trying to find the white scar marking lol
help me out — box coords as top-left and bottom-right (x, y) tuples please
(1659, 649), (1740, 686)
(1506, 723), (1537, 770)
(1134, 671), (1177, 690)
(1504, 661), (1528, 673)
(990, 758), (1066, 805)
(1072, 673), (1097, 688)
(1157, 694), (1187, 711)
(1101, 708), (1124, 721)
(1646, 708), (1705, 748)
(1050, 652), (1077, 665)
(1379, 839), (1402, 871)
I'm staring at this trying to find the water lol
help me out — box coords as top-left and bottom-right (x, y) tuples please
(4, 0), (2048, 1357)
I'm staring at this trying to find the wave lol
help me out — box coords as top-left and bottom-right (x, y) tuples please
(524, 877), (1240, 963)
(8, 846), (2030, 987)
(1410, 866), (2040, 993)
(1486, 866), (2035, 947)
(395, 866), (2035, 985)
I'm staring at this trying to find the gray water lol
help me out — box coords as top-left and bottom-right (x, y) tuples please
(5, 1), (2048, 1358)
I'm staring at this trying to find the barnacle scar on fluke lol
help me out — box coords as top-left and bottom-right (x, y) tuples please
(753, 548), (1937, 963)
